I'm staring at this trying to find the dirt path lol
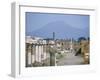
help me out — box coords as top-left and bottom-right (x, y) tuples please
(57, 52), (84, 66)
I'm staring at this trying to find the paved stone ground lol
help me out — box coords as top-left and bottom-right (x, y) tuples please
(57, 52), (84, 66)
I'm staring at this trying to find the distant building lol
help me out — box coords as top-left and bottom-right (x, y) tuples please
(55, 39), (73, 51)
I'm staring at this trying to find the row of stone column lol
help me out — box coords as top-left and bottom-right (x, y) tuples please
(26, 43), (47, 67)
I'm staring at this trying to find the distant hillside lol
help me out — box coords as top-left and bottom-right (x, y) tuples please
(26, 21), (89, 40)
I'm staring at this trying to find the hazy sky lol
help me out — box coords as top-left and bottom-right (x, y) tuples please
(26, 12), (89, 32)
(25, 12), (89, 39)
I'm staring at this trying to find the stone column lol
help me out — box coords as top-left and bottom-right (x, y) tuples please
(35, 44), (38, 62)
(27, 44), (32, 66)
(31, 44), (35, 65)
(43, 44), (47, 60)
(34, 44), (36, 63)
(50, 51), (55, 66)
(55, 53), (57, 66)
(49, 45), (56, 66)
(41, 45), (43, 61)
(38, 45), (41, 63)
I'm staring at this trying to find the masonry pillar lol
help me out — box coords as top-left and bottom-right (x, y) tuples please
(49, 46), (56, 66)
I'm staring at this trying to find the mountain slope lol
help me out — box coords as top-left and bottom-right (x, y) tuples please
(26, 21), (89, 39)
